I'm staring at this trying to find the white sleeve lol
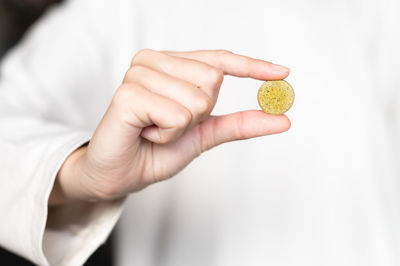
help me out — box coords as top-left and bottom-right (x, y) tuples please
(0, 1), (126, 265)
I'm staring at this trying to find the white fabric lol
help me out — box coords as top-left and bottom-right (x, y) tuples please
(1, 0), (400, 265)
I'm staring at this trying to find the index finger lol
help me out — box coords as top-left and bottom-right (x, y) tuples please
(165, 50), (290, 80)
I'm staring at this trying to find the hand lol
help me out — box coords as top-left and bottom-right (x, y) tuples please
(49, 49), (291, 204)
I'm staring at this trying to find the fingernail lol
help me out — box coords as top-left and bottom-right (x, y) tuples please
(271, 63), (290, 73)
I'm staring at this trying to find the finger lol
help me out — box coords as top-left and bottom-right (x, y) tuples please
(131, 49), (224, 100)
(195, 110), (291, 152)
(123, 65), (213, 128)
(109, 83), (192, 144)
(165, 50), (290, 80)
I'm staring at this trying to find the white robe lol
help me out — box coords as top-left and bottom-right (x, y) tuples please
(1, 0), (400, 265)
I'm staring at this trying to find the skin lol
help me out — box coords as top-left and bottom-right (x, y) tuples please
(49, 49), (291, 205)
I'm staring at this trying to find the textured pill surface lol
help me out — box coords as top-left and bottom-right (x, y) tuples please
(257, 80), (294, 115)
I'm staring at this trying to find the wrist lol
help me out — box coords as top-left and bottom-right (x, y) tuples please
(49, 145), (89, 205)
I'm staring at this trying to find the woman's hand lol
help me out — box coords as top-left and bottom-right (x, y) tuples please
(49, 49), (291, 204)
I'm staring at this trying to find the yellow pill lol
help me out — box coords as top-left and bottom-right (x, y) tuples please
(257, 80), (294, 115)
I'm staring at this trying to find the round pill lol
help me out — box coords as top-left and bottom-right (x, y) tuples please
(257, 80), (294, 115)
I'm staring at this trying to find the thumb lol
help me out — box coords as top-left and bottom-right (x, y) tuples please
(197, 110), (291, 152)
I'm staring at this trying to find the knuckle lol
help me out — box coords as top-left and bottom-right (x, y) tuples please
(129, 64), (148, 76)
(112, 83), (141, 105)
(193, 94), (212, 115)
(174, 109), (191, 129)
(214, 49), (233, 55)
(236, 112), (246, 139)
(124, 64), (146, 81)
(131, 48), (155, 65)
(206, 68), (224, 87)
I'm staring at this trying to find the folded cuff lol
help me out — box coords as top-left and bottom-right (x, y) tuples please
(33, 133), (125, 266)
